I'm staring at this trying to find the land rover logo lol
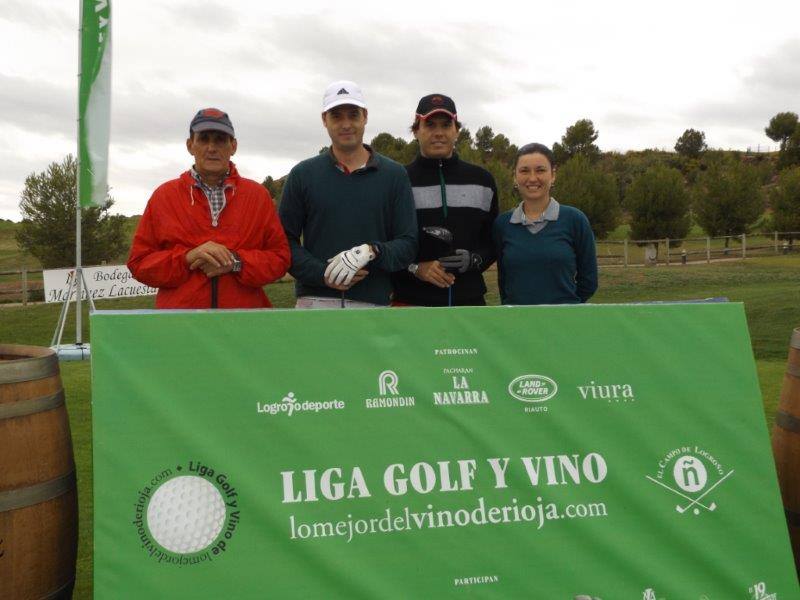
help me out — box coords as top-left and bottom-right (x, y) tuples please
(508, 375), (558, 403)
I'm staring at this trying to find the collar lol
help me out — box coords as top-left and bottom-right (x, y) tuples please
(184, 162), (238, 187)
(190, 167), (231, 189)
(413, 152), (460, 169)
(327, 144), (379, 173)
(510, 198), (560, 225)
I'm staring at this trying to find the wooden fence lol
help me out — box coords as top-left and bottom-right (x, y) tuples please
(1, 231), (798, 304)
(596, 232), (800, 267)
(0, 269), (43, 305)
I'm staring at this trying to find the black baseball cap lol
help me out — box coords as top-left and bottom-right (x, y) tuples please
(415, 94), (457, 120)
(189, 108), (235, 137)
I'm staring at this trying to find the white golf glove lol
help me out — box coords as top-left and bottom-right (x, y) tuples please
(324, 244), (375, 286)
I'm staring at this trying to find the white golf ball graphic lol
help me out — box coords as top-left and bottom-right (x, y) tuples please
(147, 475), (226, 554)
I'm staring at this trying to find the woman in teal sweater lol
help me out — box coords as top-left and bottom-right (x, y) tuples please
(493, 143), (597, 305)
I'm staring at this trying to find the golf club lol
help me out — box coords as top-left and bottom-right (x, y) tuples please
(422, 226), (454, 307)
(645, 475), (715, 512)
(676, 470), (733, 513)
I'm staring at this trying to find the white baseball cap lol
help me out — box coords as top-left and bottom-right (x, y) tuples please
(322, 80), (367, 112)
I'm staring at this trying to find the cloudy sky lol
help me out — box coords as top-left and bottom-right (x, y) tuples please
(1, 0), (798, 220)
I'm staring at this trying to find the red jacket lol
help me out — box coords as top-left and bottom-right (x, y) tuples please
(127, 163), (290, 309)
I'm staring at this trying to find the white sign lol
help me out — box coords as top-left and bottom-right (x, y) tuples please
(43, 265), (157, 303)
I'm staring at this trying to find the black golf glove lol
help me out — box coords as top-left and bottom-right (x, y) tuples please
(439, 249), (482, 274)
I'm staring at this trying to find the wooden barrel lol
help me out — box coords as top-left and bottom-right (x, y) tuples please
(772, 328), (800, 572)
(0, 344), (78, 599)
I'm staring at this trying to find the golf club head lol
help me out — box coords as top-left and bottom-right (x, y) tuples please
(422, 226), (456, 272)
(422, 226), (453, 245)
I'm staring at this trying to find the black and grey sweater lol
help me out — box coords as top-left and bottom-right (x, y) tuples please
(392, 153), (499, 306)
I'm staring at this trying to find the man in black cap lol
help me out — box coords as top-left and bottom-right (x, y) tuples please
(128, 108), (290, 308)
(392, 94), (499, 306)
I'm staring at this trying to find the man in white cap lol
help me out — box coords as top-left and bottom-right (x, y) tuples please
(279, 81), (417, 307)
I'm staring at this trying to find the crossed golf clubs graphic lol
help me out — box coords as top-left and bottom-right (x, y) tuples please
(646, 470), (734, 514)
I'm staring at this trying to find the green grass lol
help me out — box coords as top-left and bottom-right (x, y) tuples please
(594, 255), (800, 359)
(62, 362), (93, 599)
(1, 255), (798, 599)
(0, 219), (40, 271)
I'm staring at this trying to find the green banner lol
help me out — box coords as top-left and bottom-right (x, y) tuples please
(92, 305), (798, 599)
(79, 0), (111, 208)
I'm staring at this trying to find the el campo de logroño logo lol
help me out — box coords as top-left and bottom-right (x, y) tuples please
(646, 446), (734, 516)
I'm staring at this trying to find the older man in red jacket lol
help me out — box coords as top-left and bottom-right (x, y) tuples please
(128, 108), (290, 308)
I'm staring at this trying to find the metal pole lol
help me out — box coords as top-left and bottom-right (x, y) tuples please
(21, 268), (28, 306)
(52, 273), (77, 348)
(742, 233), (746, 259)
(76, 200), (83, 343)
(623, 239), (628, 268)
(75, 0), (83, 345)
(80, 269), (97, 312)
(706, 237), (711, 263)
(774, 231), (779, 254)
(665, 239), (670, 266)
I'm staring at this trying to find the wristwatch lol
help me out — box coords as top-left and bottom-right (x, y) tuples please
(408, 263), (419, 276)
(231, 252), (242, 273)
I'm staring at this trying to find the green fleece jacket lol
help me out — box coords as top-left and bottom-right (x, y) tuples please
(279, 148), (418, 305)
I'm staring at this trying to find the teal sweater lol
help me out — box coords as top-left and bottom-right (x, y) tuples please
(279, 150), (418, 305)
(492, 205), (597, 305)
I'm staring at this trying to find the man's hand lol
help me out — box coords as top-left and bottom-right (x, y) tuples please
(196, 263), (232, 278)
(439, 249), (481, 274)
(186, 241), (233, 270)
(414, 260), (455, 288)
(326, 269), (369, 291)
(325, 244), (375, 286)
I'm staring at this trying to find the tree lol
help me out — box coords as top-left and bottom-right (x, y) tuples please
(625, 166), (691, 243)
(553, 119), (601, 165)
(262, 175), (284, 205)
(455, 128), (473, 153)
(765, 112), (799, 151)
(778, 126), (800, 170)
(555, 155), (619, 238)
(16, 155), (126, 268)
(770, 167), (800, 238)
(674, 128), (707, 159)
(693, 160), (763, 245)
(370, 133), (408, 162)
(490, 134), (517, 166)
(599, 150), (655, 204)
(474, 126), (495, 159)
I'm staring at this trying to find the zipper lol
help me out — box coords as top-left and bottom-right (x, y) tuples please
(438, 160), (448, 219)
